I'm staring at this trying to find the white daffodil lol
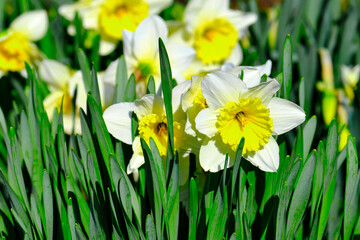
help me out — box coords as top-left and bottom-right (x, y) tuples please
(59, 0), (172, 55)
(0, 10), (48, 77)
(195, 69), (305, 172)
(103, 92), (197, 185)
(341, 65), (360, 103)
(171, 0), (257, 78)
(39, 59), (113, 134)
(180, 60), (272, 139)
(103, 15), (195, 98)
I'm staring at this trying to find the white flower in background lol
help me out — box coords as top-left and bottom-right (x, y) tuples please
(59, 0), (172, 55)
(341, 64), (360, 103)
(0, 10), (48, 78)
(195, 69), (305, 172)
(39, 59), (113, 134)
(103, 15), (195, 98)
(103, 91), (197, 185)
(170, 0), (257, 78)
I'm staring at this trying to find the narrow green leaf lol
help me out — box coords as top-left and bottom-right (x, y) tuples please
(119, 176), (132, 221)
(189, 178), (198, 240)
(125, 74), (136, 102)
(282, 35), (292, 100)
(324, 119), (338, 192)
(147, 76), (156, 95)
(303, 116), (317, 159)
(90, 64), (101, 106)
(286, 151), (316, 238)
(145, 215), (156, 240)
(114, 56), (128, 103)
(77, 48), (91, 93)
(344, 136), (359, 240)
(231, 138), (244, 202)
(43, 170), (53, 240)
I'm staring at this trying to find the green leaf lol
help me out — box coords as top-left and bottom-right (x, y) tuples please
(77, 48), (91, 93)
(119, 176), (132, 221)
(231, 138), (244, 202)
(303, 116), (317, 159)
(324, 119), (338, 192)
(43, 170), (53, 240)
(147, 76), (156, 95)
(145, 215), (156, 240)
(286, 151), (316, 238)
(344, 136), (359, 240)
(282, 35), (292, 100)
(113, 56), (128, 103)
(158, 38), (174, 157)
(90, 64), (101, 107)
(125, 74), (136, 102)
(166, 152), (179, 240)
(189, 178), (198, 240)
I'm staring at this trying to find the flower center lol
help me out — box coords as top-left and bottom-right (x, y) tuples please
(99, 0), (149, 40)
(0, 32), (32, 72)
(216, 97), (273, 155)
(134, 59), (157, 83)
(194, 18), (237, 64)
(138, 114), (184, 156)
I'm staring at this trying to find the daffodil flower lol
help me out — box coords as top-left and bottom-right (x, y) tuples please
(103, 92), (197, 185)
(180, 60), (272, 139)
(39, 59), (113, 134)
(341, 65), (360, 103)
(195, 70), (305, 172)
(103, 15), (195, 98)
(0, 10), (48, 78)
(59, 0), (172, 55)
(171, 0), (257, 77)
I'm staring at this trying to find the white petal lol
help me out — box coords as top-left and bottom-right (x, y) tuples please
(242, 79), (280, 105)
(147, 0), (172, 14)
(268, 97), (306, 135)
(63, 113), (82, 135)
(167, 43), (196, 73)
(0, 70), (4, 79)
(122, 30), (134, 58)
(226, 43), (242, 66)
(68, 71), (87, 110)
(99, 39), (116, 56)
(245, 137), (279, 172)
(254, 59), (272, 76)
(195, 108), (219, 137)
(227, 67), (261, 88)
(202, 71), (247, 108)
(134, 94), (164, 120)
(127, 136), (145, 174)
(10, 10), (48, 41)
(222, 10), (257, 33)
(103, 102), (134, 145)
(38, 59), (70, 87)
(102, 58), (119, 86)
(172, 80), (191, 113)
(133, 15), (168, 60)
(182, 76), (203, 111)
(43, 90), (64, 117)
(199, 137), (232, 172)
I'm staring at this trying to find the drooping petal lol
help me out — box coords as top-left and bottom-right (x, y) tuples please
(268, 97), (306, 135)
(103, 102), (134, 145)
(172, 80), (192, 114)
(10, 10), (48, 41)
(199, 136), (233, 172)
(147, 0), (173, 14)
(195, 108), (219, 137)
(133, 15), (168, 60)
(242, 79), (280, 105)
(99, 39), (116, 56)
(38, 59), (71, 88)
(134, 94), (165, 120)
(127, 136), (145, 174)
(202, 71), (247, 108)
(102, 58), (118, 86)
(254, 59), (272, 76)
(245, 137), (279, 172)
(167, 43), (196, 73)
(181, 76), (203, 112)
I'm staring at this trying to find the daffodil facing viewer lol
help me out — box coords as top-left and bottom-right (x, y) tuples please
(59, 0), (172, 55)
(195, 70), (305, 172)
(0, 10), (48, 78)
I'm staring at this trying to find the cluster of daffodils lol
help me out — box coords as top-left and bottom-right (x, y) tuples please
(0, 10), (48, 78)
(317, 48), (360, 150)
(103, 61), (305, 184)
(59, 0), (172, 55)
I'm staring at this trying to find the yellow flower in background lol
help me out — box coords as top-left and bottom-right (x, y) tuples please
(103, 15), (195, 98)
(39, 59), (113, 134)
(59, 0), (172, 55)
(103, 92), (198, 186)
(341, 65), (360, 103)
(0, 10), (48, 77)
(169, 0), (257, 78)
(317, 48), (337, 126)
(195, 70), (305, 172)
